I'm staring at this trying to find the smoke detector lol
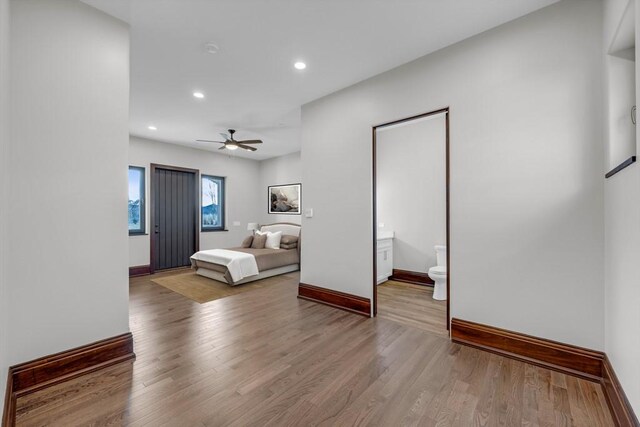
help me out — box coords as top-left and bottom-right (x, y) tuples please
(205, 42), (219, 54)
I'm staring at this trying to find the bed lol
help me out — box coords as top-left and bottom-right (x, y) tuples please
(190, 223), (301, 286)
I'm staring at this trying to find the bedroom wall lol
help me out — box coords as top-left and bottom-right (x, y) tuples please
(376, 114), (446, 273)
(603, 0), (640, 415)
(0, 0), (9, 408)
(129, 136), (263, 267)
(301, 0), (605, 349)
(258, 151), (302, 226)
(7, 0), (130, 364)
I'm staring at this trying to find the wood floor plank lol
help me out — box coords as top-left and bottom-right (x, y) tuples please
(14, 271), (615, 426)
(377, 280), (448, 337)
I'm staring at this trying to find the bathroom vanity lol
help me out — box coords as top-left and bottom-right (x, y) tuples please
(376, 231), (394, 284)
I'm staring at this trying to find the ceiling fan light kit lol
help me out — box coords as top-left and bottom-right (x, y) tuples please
(196, 129), (263, 153)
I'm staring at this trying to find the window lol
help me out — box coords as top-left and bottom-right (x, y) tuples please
(201, 175), (225, 231)
(128, 166), (145, 235)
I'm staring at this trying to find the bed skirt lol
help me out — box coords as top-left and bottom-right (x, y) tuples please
(195, 264), (300, 286)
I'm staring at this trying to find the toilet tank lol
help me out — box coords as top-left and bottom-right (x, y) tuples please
(435, 245), (447, 267)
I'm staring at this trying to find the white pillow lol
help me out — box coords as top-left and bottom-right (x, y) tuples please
(265, 231), (282, 249)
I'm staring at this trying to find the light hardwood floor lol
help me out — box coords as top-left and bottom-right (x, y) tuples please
(15, 271), (614, 426)
(377, 280), (447, 337)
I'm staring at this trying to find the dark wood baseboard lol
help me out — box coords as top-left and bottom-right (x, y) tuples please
(389, 268), (434, 286)
(3, 333), (135, 426)
(451, 319), (639, 424)
(602, 355), (640, 427)
(451, 318), (604, 381)
(129, 265), (151, 277)
(298, 283), (371, 317)
(2, 376), (15, 427)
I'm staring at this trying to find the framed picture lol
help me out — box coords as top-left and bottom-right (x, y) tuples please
(268, 183), (301, 215)
(201, 175), (226, 231)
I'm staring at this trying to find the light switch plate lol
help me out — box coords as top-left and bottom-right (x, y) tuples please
(304, 208), (313, 218)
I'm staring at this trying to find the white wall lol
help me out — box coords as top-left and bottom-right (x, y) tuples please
(0, 0), (9, 409)
(604, 0), (640, 415)
(376, 115), (446, 272)
(259, 151), (302, 226)
(8, 0), (130, 364)
(129, 136), (263, 267)
(301, 0), (604, 349)
(607, 54), (636, 168)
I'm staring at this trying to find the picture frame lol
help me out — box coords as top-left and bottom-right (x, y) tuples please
(268, 183), (301, 215)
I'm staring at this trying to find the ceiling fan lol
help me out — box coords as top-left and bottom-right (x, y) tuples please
(196, 129), (263, 152)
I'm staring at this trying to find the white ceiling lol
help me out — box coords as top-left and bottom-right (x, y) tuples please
(83, 0), (559, 160)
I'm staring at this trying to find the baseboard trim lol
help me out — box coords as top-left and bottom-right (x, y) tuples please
(451, 318), (640, 424)
(2, 377), (15, 427)
(2, 333), (135, 426)
(129, 264), (151, 277)
(389, 268), (434, 286)
(298, 283), (371, 317)
(602, 355), (640, 427)
(450, 318), (604, 382)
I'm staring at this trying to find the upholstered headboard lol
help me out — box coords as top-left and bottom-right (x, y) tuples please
(260, 222), (301, 237)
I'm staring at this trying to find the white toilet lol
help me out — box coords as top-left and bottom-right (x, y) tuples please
(428, 245), (447, 300)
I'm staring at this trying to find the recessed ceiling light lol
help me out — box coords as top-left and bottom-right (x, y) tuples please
(148, 125), (157, 130)
(193, 92), (205, 99)
(294, 61), (306, 70)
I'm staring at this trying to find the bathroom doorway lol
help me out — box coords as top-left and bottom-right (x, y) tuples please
(372, 108), (450, 335)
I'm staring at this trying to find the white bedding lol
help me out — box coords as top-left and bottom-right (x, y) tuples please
(190, 249), (259, 282)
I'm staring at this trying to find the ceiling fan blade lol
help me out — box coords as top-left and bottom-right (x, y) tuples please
(196, 139), (225, 144)
(218, 145), (226, 150)
(236, 139), (263, 144)
(237, 144), (257, 151)
(220, 133), (230, 141)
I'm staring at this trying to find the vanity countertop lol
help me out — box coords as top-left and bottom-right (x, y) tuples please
(377, 231), (394, 240)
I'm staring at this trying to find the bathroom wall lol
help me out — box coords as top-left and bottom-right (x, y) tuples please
(376, 113), (446, 273)
(301, 0), (604, 349)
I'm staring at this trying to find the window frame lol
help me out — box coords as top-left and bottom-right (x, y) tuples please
(128, 166), (146, 235)
(201, 174), (226, 232)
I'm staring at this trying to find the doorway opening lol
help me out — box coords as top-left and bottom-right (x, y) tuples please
(372, 108), (450, 335)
